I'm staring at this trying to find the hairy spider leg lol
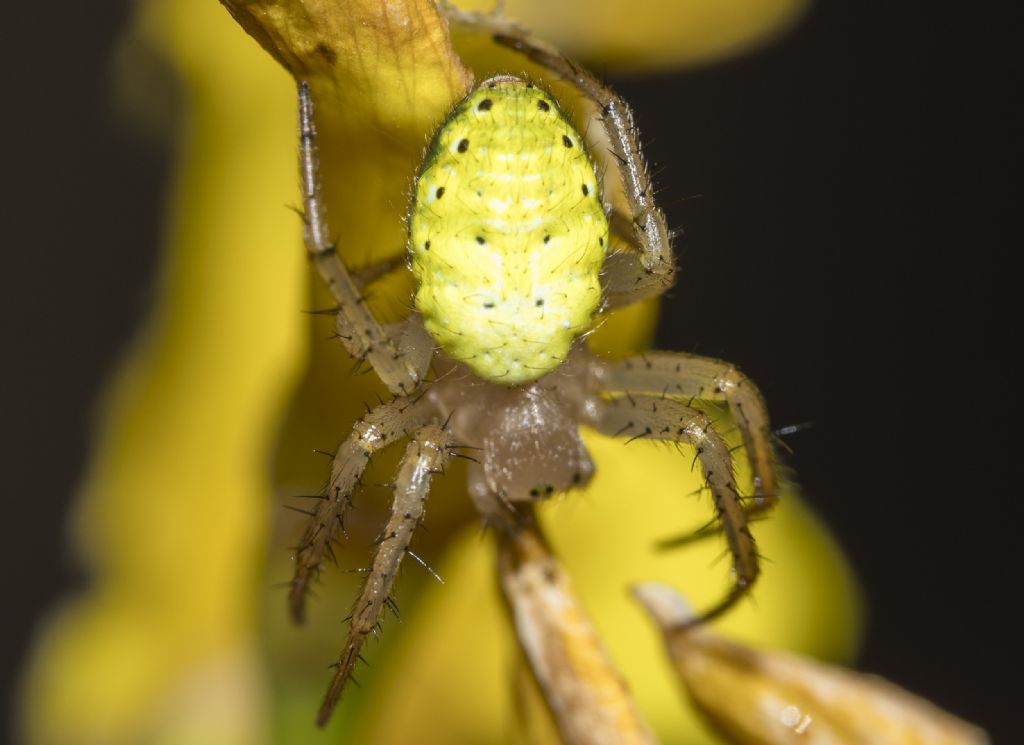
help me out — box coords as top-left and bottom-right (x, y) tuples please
(601, 216), (678, 309)
(498, 509), (657, 745)
(317, 424), (453, 727)
(596, 353), (779, 510)
(298, 82), (429, 395)
(594, 395), (759, 625)
(441, 8), (677, 308)
(349, 253), (409, 289)
(487, 35), (676, 308)
(289, 395), (434, 623)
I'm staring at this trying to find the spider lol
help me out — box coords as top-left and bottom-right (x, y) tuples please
(287, 13), (779, 731)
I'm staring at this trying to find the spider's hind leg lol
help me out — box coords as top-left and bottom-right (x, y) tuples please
(494, 27), (675, 291)
(441, 10), (676, 307)
(316, 423), (453, 727)
(594, 394), (760, 625)
(297, 82), (429, 396)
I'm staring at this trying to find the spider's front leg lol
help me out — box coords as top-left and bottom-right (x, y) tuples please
(289, 395), (433, 623)
(596, 352), (779, 511)
(595, 394), (759, 625)
(317, 422), (454, 727)
(298, 82), (430, 396)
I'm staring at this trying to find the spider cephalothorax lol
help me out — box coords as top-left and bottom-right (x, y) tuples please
(288, 16), (779, 734)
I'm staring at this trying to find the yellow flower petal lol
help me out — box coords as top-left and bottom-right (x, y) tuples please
(453, 0), (811, 71)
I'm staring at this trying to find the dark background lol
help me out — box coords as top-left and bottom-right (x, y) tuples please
(3, 1), (1016, 742)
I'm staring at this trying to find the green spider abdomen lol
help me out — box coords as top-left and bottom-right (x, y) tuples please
(409, 76), (608, 385)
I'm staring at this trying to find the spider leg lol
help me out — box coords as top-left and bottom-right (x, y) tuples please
(497, 507), (657, 745)
(298, 82), (428, 396)
(316, 423), (453, 728)
(654, 511), (773, 552)
(598, 208), (683, 308)
(594, 394), (759, 625)
(440, 9), (675, 306)
(596, 352), (779, 511)
(349, 253), (407, 289)
(289, 395), (432, 623)
(497, 31), (672, 288)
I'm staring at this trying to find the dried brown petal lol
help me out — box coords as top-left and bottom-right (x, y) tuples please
(635, 583), (988, 745)
(500, 516), (658, 745)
